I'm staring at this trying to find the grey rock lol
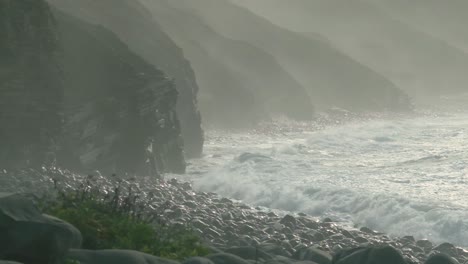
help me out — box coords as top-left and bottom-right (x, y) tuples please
(425, 253), (459, 264)
(207, 253), (251, 264)
(293, 247), (332, 264)
(280, 215), (297, 227)
(353, 237), (368, 244)
(0, 193), (82, 264)
(359, 227), (376, 234)
(68, 249), (179, 264)
(333, 246), (406, 264)
(434, 243), (459, 258)
(259, 243), (292, 258)
(224, 246), (273, 261)
(183, 257), (215, 264)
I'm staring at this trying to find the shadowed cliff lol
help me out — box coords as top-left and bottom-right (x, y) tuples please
(47, 0), (204, 158)
(0, 0), (186, 175)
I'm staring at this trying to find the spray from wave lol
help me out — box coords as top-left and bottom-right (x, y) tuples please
(183, 114), (468, 246)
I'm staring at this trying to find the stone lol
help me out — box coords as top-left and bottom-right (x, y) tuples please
(433, 243), (459, 258)
(207, 253), (251, 264)
(183, 257), (215, 264)
(224, 246), (273, 262)
(353, 237), (368, 244)
(280, 215), (297, 227)
(293, 247), (332, 264)
(0, 193), (82, 264)
(332, 246), (406, 264)
(359, 227), (376, 234)
(67, 249), (179, 264)
(425, 253), (459, 264)
(259, 243), (292, 258)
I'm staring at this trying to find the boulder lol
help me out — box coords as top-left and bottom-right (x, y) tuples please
(67, 249), (179, 264)
(206, 253), (251, 264)
(224, 246), (273, 262)
(0, 193), (82, 264)
(433, 243), (459, 258)
(182, 257), (215, 264)
(293, 247), (331, 264)
(332, 246), (406, 264)
(425, 253), (459, 264)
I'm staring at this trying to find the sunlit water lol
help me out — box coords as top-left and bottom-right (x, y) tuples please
(177, 112), (468, 246)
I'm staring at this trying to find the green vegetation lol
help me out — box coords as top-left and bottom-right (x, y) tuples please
(40, 176), (209, 260)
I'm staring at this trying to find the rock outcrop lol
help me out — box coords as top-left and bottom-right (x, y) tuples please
(160, 0), (411, 112)
(140, 0), (315, 128)
(0, 0), (186, 175)
(46, 0), (204, 158)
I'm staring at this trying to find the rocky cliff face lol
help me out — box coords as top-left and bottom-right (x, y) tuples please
(0, 0), (186, 175)
(140, 0), (314, 128)
(0, 0), (63, 168)
(235, 0), (468, 100)
(157, 0), (411, 112)
(47, 0), (204, 158)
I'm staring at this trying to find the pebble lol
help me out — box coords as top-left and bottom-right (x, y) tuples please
(1, 168), (467, 264)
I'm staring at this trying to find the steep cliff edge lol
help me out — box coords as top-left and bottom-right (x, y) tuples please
(140, 0), (314, 127)
(47, 0), (204, 158)
(0, 0), (186, 175)
(0, 0), (63, 168)
(164, 0), (411, 112)
(235, 0), (468, 99)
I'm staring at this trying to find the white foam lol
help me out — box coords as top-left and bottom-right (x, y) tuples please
(183, 113), (468, 246)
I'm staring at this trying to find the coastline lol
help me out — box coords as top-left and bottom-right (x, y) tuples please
(1, 168), (467, 263)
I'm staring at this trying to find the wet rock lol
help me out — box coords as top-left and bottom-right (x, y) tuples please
(207, 253), (251, 264)
(359, 227), (377, 234)
(433, 243), (459, 258)
(68, 249), (179, 264)
(183, 257), (215, 264)
(425, 253), (459, 264)
(340, 230), (354, 239)
(280, 215), (297, 227)
(0, 193), (82, 264)
(401, 236), (416, 244)
(333, 246), (406, 264)
(353, 237), (368, 244)
(259, 243), (292, 258)
(224, 246), (273, 262)
(293, 247), (332, 264)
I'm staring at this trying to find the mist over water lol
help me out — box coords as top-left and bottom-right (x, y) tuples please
(178, 113), (468, 246)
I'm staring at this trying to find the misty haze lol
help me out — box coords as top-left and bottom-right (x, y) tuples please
(0, 1), (467, 264)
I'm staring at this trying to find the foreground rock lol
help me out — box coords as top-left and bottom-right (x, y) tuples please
(68, 249), (179, 264)
(0, 193), (82, 264)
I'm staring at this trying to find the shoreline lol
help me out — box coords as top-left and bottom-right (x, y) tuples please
(1, 168), (467, 264)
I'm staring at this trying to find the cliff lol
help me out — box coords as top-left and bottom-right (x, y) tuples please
(47, 0), (204, 158)
(140, 0), (315, 127)
(0, 0), (63, 168)
(162, 0), (411, 112)
(235, 0), (468, 99)
(0, 0), (186, 175)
